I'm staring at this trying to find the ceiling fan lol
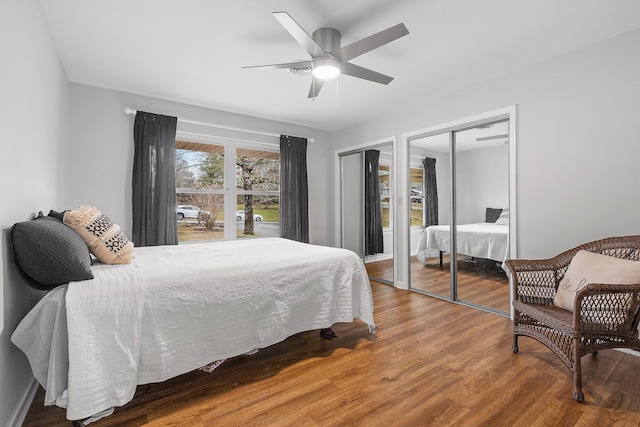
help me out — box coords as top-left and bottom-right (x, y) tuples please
(243, 12), (409, 98)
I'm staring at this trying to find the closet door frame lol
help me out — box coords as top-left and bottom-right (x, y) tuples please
(340, 151), (365, 259)
(401, 105), (517, 317)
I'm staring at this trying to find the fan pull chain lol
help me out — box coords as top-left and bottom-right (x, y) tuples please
(312, 64), (315, 102)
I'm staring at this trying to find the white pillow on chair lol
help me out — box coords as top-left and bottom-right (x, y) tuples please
(553, 250), (640, 312)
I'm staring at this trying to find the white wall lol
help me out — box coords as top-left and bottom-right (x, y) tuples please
(456, 145), (509, 224)
(67, 84), (333, 246)
(0, 0), (70, 425)
(333, 28), (640, 277)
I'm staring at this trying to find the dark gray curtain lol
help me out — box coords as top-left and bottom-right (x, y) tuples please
(364, 150), (384, 255)
(279, 135), (309, 243)
(132, 111), (178, 246)
(423, 157), (438, 227)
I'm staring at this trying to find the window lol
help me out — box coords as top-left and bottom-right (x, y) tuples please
(235, 147), (280, 238)
(175, 140), (226, 242)
(175, 140), (280, 243)
(410, 166), (424, 227)
(379, 164), (391, 229)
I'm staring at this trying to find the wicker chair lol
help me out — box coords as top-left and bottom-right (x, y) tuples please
(505, 236), (640, 402)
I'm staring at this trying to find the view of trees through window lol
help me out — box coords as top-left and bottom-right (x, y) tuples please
(236, 147), (280, 236)
(175, 140), (280, 242)
(410, 167), (424, 227)
(379, 164), (390, 228)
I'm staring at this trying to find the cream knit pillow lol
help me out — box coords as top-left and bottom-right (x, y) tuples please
(64, 205), (134, 264)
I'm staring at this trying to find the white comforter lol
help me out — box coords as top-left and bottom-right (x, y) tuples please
(416, 223), (509, 265)
(12, 238), (375, 421)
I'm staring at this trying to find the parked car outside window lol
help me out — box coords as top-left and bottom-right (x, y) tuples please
(177, 205), (203, 220)
(236, 210), (263, 222)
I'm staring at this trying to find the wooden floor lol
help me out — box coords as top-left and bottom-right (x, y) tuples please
(23, 280), (640, 426)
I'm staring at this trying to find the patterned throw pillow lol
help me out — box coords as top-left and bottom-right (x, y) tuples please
(64, 205), (134, 264)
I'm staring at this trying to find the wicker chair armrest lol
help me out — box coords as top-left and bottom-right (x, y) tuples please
(581, 283), (640, 294)
(573, 283), (640, 332)
(506, 255), (575, 303)
(505, 256), (571, 275)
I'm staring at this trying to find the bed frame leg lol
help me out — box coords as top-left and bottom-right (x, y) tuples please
(439, 251), (443, 267)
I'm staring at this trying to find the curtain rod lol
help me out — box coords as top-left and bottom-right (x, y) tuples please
(123, 108), (314, 143)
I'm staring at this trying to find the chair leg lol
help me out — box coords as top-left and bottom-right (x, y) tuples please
(573, 373), (584, 402)
(572, 340), (584, 403)
(512, 315), (519, 353)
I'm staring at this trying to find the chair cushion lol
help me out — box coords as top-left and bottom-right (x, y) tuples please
(63, 205), (134, 265)
(554, 250), (640, 311)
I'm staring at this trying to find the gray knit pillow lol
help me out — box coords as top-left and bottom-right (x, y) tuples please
(11, 217), (94, 289)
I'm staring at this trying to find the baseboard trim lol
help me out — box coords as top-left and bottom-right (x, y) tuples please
(616, 348), (640, 357)
(364, 253), (393, 263)
(7, 376), (38, 427)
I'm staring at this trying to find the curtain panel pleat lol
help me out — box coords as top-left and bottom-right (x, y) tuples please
(364, 150), (384, 255)
(132, 111), (178, 246)
(423, 157), (438, 227)
(279, 135), (309, 243)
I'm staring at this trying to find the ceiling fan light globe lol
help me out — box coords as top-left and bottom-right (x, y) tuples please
(313, 65), (340, 79)
(312, 58), (341, 80)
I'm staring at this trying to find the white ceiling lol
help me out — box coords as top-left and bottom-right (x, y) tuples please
(40, 0), (640, 132)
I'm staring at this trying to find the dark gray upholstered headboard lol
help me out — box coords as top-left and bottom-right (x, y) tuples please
(485, 208), (503, 223)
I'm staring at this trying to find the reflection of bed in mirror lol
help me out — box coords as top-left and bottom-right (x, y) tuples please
(416, 208), (509, 268)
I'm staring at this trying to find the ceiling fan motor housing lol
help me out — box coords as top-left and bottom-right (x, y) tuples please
(312, 27), (341, 53)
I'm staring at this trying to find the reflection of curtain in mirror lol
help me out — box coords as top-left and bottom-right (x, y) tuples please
(364, 150), (384, 255)
(132, 111), (178, 246)
(423, 157), (438, 227)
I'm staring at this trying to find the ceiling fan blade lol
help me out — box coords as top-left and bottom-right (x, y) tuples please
(332, 23), (409, 62)
(272, 12), (329, 59)
(242, 60), (313, 70)
(308, 77), (325, 98)
(340, 62), (393, 85)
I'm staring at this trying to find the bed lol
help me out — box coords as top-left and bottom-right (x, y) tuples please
(11, 237), (375, 422)
(415, 208), (509, 267)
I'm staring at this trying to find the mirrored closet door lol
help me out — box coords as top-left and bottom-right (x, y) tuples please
(339, 142), (394, 285)
(409, 116), (513, 316)
(409, 134), (452, 299)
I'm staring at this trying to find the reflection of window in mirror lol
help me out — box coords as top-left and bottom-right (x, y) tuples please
(379, 164), (390, 228)
(410, 166), (424, 227)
